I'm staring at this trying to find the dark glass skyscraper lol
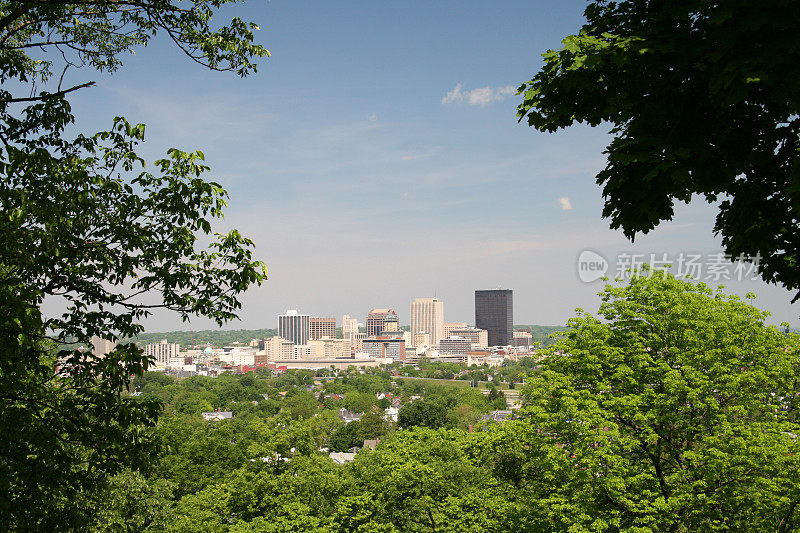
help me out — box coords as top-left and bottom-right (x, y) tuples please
(475, 289), (513, 347)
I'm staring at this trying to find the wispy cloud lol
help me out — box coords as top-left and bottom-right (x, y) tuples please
(559, 197), (573, 210)
(441, 83), (516, 106)
(400, 151), (434, 162)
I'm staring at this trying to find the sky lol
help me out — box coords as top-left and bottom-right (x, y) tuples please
(57, 0), (799, 330)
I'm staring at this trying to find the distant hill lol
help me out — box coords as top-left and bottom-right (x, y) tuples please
(124, 328), (278, 349)
(513, 325), (569, 345)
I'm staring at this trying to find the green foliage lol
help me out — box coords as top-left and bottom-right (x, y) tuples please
(0, 2), (268, 528)
(329, 411), (393, 452)
(89, 469), (175, 532)
(520, 272), (800, 531)
(518, 0), (800, 300)
(344, 428), (524, 532)
(398, 398), (449, 429)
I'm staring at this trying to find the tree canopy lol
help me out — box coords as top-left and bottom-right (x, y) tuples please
(0, 1), (268, 528)
(520, 271), (800, 531)
(517, 0), (800, 301)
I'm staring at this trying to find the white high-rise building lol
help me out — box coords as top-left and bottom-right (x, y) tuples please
(410, 297), (444, 345)
(279, 310), (310, 345)
(144, 339), (180, 365)
(342, 314), (357, 339)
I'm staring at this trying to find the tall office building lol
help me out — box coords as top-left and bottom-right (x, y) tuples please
(342, 315), (358, 339)
(279, 310), (310, 345)
(410, 297), (444, 345)
(475, 289), (513, 347)
(310, 317), (336, 340)
(342, 314), (358, 355)
(366, 309), (397, 337)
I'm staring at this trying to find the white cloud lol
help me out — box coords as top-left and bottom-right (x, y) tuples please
(441, 83), (516, 106)
(367, 112), (378, 122)
(559, 197), (573, 210)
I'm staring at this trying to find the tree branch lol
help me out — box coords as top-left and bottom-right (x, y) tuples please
(0, 81), (95, 103)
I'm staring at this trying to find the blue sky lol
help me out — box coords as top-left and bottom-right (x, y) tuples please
(61, 0), (799, 329)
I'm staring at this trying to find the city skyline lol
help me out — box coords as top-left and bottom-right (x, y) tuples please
(43, 0), (800, 331)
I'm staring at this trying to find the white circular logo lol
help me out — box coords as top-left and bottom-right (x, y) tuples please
(577, 250), (608, 283)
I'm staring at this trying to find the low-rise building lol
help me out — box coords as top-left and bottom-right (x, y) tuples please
(202, 411), (233, 421)
(308, 337), (345, 358)
(513, 330), (533, 347)
(438, 336), (472, 355)
(451, 327), (489, 348)
(362, 337), (405, 362)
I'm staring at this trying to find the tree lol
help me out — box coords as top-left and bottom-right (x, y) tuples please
(520, 271), (800, 531)
(89, 469), (175, 533)
(517, 0), (800, 300)
(398, 398), (448, 429)
(0, 1), (268, 529)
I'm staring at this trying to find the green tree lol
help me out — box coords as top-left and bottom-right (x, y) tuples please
(89, 469), (175, 533)
(0, 2), (268, 528)
(344, 428), (522, 532)
(398, 398), (448, 429)
(520, 272), (800, 531)
(517, 0), (800, 300)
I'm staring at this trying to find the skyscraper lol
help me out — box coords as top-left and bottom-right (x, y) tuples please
(410, 297), (444, 345)
(475, 289), (512, 347)
(366, 309), (397, 337)
(279, 310), (310, 345)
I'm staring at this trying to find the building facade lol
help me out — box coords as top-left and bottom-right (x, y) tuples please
(410, 297), (444, 345)
(361, 337), (405, 361)
(450, 327), (489, 348)
(475, 289), (513, 346)
(144, 339), (180, 365)
(91, 336), (117, 358)
(308, 337), (345, 358)
(513, 330), (533, 347)
(342, 314), (358, 355)
(366, 308), (397, 337)
(257, 336), (294, 363)
(310, 317), (336, 340)
(438, 336), (472, 355)
(443, 322), (468, 339)
(279, 310), (310, 345)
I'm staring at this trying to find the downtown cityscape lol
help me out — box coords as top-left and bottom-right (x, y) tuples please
(3, 1), (800, 532)
(111, 289), (535, 375)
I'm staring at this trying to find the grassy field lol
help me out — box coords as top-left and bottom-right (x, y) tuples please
(397, 377), (472, 388)
(397, 377), (519, 391)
